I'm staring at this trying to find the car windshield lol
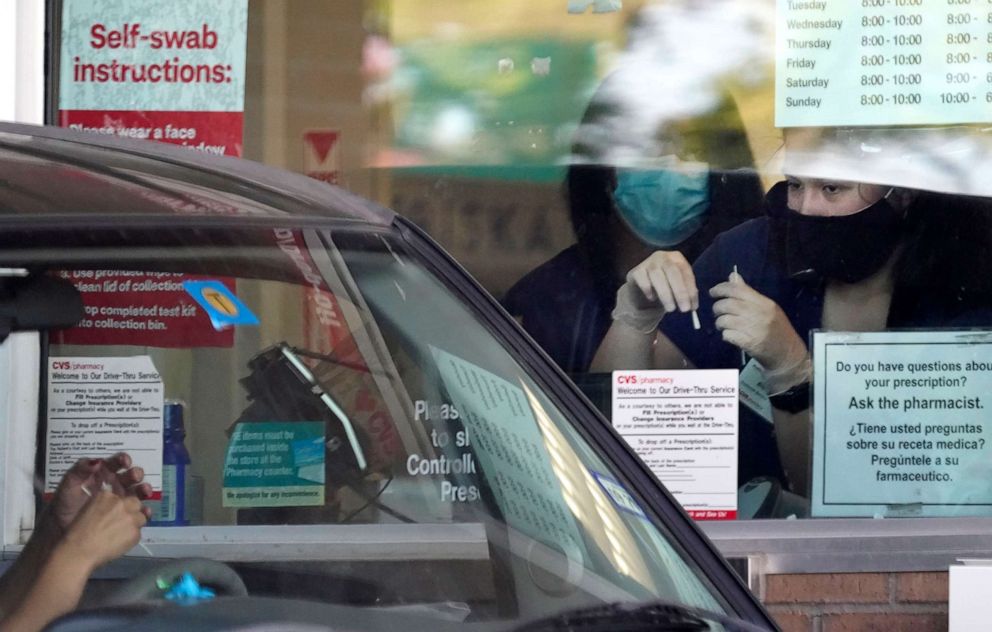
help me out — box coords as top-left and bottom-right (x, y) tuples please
(20, 219), (732, 624)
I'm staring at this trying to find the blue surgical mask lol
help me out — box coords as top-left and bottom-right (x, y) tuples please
(614, 168), (710, 247)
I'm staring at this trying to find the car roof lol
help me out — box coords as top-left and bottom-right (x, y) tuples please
(0, 122), (395, 226)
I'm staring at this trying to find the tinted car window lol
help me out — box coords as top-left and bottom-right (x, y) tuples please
(24, 220), (734, 621)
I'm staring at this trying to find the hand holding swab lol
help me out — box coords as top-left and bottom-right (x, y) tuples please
(82, 481), (153, 556)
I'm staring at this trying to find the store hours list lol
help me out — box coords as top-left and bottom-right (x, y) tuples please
(776, 0), (992, 126)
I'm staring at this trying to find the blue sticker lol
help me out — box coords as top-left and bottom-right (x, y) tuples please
(591, 471), (647, 519)
(163, 572), (216, 604)
(183, 280), (259, 330)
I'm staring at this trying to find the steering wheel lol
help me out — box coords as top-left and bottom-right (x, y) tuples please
(100, 558), (248, 605)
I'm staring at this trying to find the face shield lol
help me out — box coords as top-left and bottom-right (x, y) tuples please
(772, 126), (992, 198)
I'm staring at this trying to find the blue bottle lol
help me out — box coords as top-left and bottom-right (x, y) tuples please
(149, 401), (191, 526)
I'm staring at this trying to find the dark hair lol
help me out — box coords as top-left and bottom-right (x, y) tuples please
(565, 163), (619, 294)
(891, 190), (992, 324)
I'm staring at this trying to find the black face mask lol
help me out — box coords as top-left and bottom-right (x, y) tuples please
(766, 181), (905, 284)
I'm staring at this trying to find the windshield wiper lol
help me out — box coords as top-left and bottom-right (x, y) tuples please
(513, 601), (710, 632)
(512, 600), (772, 632)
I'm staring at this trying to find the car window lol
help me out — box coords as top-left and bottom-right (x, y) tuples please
(36, 222), (729, 621)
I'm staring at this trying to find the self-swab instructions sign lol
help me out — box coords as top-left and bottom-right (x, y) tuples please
(812, 330), (992, 518)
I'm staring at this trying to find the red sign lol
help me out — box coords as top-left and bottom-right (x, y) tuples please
(59, 110), (244, 157)
(687, 510), (738, 521)
(303, 129), (340, 184)
(52, 272), (234, 348)
(56, 1), (248, 347)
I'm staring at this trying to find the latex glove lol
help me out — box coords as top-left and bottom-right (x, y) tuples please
(49, 453), (152, 534)
(709, 271), (810, 392)
(612, 251), (698, 333)
(58, 491), (147, 572)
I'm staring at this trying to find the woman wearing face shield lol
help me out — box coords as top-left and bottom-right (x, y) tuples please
(592, 152), (992, 496)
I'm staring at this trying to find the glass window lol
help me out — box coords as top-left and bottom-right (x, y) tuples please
(29, 220), (732, 620)
(48, 0), (992, 526)
(360, 1), (992, 521)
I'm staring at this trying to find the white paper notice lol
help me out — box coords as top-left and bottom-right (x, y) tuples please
(46, 356), (164, 494)
(612, 370), (739, 520)
(431, 346), (587, 560)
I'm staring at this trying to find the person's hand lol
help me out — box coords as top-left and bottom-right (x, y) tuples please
(49, 453), (152, 534)
(57, 491), (147, 572)
(613, 251), (699, 333)
(709, 271), (810, 391)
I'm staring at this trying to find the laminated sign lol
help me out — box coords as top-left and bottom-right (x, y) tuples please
(812, 330), (992, 518)
(223, 422), (326, 508)
(58, 0), (248, 156)
(56, 0), (249, 347)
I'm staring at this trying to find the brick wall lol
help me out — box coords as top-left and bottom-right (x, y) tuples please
(762, 571), (948, 632)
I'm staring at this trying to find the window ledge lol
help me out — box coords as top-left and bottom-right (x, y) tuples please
(701, 517), (992, 574)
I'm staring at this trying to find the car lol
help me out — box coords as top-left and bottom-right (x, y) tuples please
(0, 121), (777, 631)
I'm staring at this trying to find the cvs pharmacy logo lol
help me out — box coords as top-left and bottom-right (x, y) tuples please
(616, 375), (637, 384)
(52, 361), (71, 370)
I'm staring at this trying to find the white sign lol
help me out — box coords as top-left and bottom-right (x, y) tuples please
(59, 0), (248, 158)
(611, 370), (739, 520)
(950, 562), (992, 632)
(739, 359), (774, 424)
(775, 0), (992, 127)
(46, 356), (164, 494)
(60, 0), (248, 112)
(812, 330), (992, 517)
(432, 347), (587, 558)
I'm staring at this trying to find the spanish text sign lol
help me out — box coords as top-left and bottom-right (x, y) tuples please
(611, 370), (739, 520)
(812, 331), (992, 517)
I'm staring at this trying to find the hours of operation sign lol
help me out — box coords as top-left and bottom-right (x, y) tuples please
(776, 0), (992, 126)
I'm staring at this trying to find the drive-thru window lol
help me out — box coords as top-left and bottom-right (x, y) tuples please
(4, 0), (992, 627)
